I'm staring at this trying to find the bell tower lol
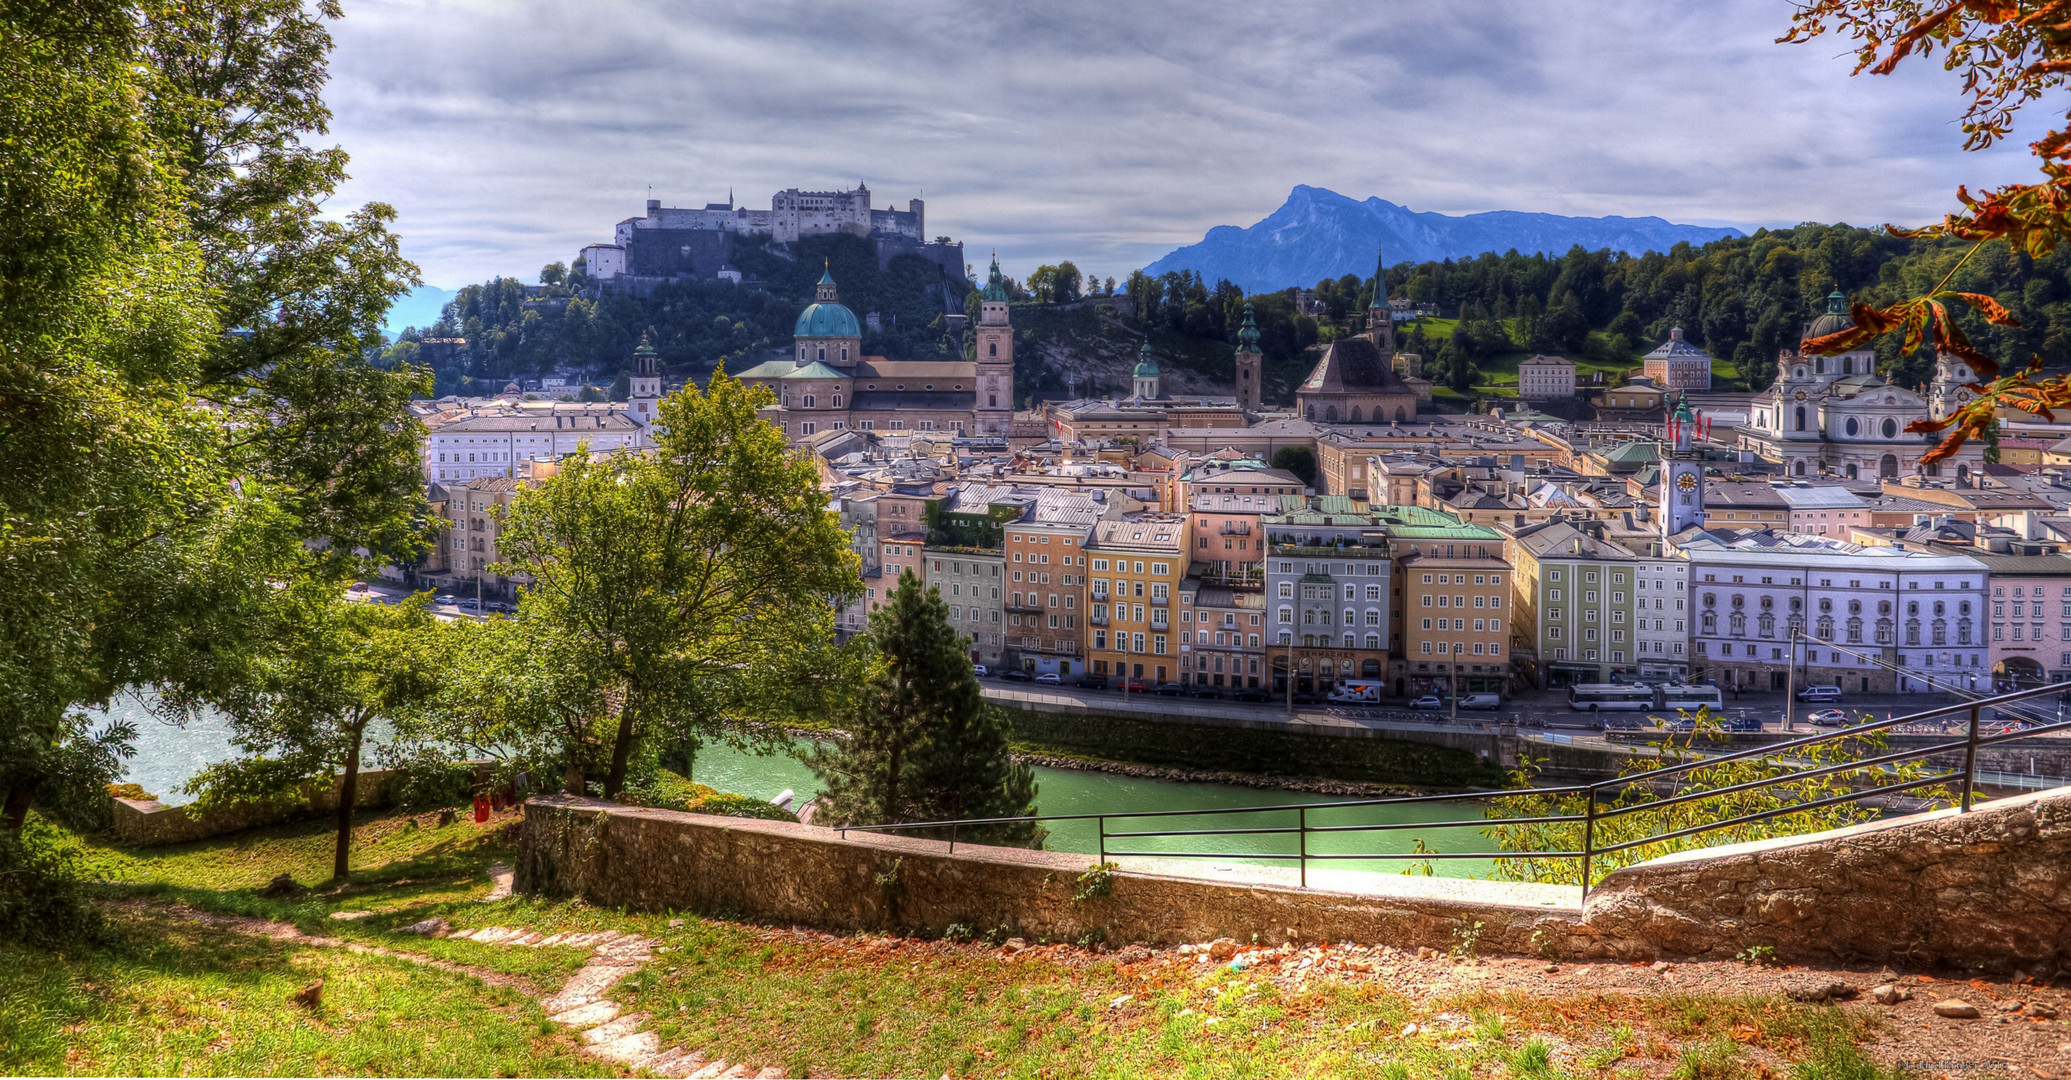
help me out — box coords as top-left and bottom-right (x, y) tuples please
(1234, 300), (1262, 414)
(629, 333), (662, 426)
(1662, 393), (1705, 539)
(973, 254), (1015, 435)
(1364, 245), (1396, 354)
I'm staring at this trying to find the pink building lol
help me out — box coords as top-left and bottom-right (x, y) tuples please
(1641, 328), (1713, 392)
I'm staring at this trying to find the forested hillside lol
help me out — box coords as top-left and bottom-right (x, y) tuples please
(396, 222), (2071, 403)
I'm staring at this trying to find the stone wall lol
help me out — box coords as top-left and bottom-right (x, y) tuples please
(517, 787), (2071, 972)
(111, 769), (403, 846)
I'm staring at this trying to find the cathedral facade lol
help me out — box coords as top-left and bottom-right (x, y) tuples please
(736, 260), (1014, 443)
(1739, 290), (1982, 480)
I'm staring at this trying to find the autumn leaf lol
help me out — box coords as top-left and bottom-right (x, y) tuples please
(1950, 291), (2021, 326)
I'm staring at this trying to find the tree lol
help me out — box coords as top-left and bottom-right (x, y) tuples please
(495, 372), (861, 797)
(1271, 447), (1318, 488)
(806, 572), (1039, 845)
(188, 585), (439, 881)
(1440, 338), (1476, 392)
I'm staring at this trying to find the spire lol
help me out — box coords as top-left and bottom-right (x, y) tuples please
(1132, 337), (1159, 377)
(1237, 301), (1261, 352)
(818, 258), (835, 286)
(814, 261), (839, 303)
(1369, 244), (1388, 310)
(981, 252), (1009, 302)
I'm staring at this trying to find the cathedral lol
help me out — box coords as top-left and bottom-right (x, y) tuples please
(1739, 290), (1982, 480)
(1293, 248), (1420, 424)
(736, 259), (1015, 442)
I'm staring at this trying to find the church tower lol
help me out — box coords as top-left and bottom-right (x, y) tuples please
(1928, 349), (1978, 421)
(629, 333), (662, 426)
(1132, 339), (1161, 400)
(1662, 393), (1705, 539)
(1234, 300), (1262, 414)
(973, 254), (1015, 435)
(1364, 245), (1396, 354)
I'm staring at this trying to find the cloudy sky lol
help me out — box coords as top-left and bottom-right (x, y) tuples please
(325, 0), (2048, 289)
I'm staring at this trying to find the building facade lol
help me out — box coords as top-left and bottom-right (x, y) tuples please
(1086, 516), (1191, 684)
(925, 547), (1006, 667)
(1506, 522), (1642, 686)
(1003, 519), (1088, 675)
(1517, 354), (1577, 400)
(1400, 554), (1511, 697)
(1640, 327), (1713, 391)
(1264, 542), (1394, 693)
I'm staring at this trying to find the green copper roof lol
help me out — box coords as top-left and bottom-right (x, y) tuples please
(795, 301), (860, 339)
(1671, 392), (1694, 423)
(1368, 246), (1388, 310)
(1132, 338), (1159, 378)
(633, 334), (656, 358)
(780, 361), (848, 380)
(981, 254), (1009, 302)
(1237, 301), (1260, 351)
(1826, 287), (1845, 313)
(818, 264), (837, 287)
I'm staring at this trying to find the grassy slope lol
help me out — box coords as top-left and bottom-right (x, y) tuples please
(1, 808), (1910, 1078)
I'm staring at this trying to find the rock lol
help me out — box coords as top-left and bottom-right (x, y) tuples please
(1415, 945), (1437, 961)
(328, 910), (373, 921)
(2002, 999), (2028, 1013)
(1001, 938), (1027, 954)
(668, 918), (684, 928)
(1650, 961), (1672, 973)
(1399, 1023), (1420, 1037)
(1933, 999), (1982, 1019)
(1784, 979), (1857, 1003)
(2030, 1003), (2059, 1020)
(259, 874), (310, 900)
(437, 808), (457, 827)
(1206, 938), (1238, 962)
(397, 917), (449, 937)
(1111, 945), (1152, 964)
(1870, 983), (1911, 1005)
(293, 978), (323, 1009)
(1543, 963), (1560, 973)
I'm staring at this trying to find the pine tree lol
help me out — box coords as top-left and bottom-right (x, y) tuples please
(1441, 338), (1475, 392)
(807, 571), (1040, 846)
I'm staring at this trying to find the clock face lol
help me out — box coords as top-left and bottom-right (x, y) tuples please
(1677, 473), (1698, 492)
(1793, 390), (1808, 402)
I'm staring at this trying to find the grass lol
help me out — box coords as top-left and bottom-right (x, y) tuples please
(0, 807), (1915, 1078)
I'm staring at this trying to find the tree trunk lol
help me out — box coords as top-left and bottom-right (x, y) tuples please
(884, 745), (901, 826)
(1, 779), (32, 833)
(334, 726), (364, 882)
(603, 692), (637, 798)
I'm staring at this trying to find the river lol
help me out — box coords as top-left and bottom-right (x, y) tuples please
(105, 697), (1505, 879)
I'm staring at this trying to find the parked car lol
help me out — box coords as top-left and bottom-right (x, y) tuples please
(1601, 714), (1648, 731)
(1805, 708), (1849, 727)
(1153, 682), (1185, 697)
(1231, 687), (1272, 703)
(1796, 685), (1844, 703)
(1000, 669), (1033, 682)
(483, 601), (512, 614)
(1457, 693), (1502, 711)
(458, 597), (482, 610)
(1326, 684), (1382, 705)
(1034, 672), (1061, 685)
(1186, 685), (1221, 699)
(434, 594), (458, 605)
(1407, 694), (1445, 710)
(1721, 716), (1765, 733)
(1291, 691), (1325, 706)
(971, 664), (989, 678)
(1073, 673), (1109, 690)
(1115, 678), (1152, 693)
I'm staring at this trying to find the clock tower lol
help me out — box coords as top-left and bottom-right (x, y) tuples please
(973, 254), (1016, 436)
(1662, 393), (1705, 539)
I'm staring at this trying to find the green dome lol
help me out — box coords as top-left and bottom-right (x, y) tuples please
(1237, 301), (1261, 351)
(794, 300), (860, 339)
(1132, 339), (1159, 378)
(1805, 288), (1852, 341)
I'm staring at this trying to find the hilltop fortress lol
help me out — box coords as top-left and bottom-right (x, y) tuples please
(578, 183), (965, 289)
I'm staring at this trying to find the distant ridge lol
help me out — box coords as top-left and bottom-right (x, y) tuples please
(1144, 186), (1746, 293)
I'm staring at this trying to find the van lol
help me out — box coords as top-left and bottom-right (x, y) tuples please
(1458, 693), (1502, 711)
(1326, 684), (1381, 705)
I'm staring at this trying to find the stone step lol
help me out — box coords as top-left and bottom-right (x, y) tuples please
(582, 1013), (650, 1044)
(590, 1030), (660, 1065)
(686, 1060), (733, 1079)
(547, 1000), (619, 1028)
(752, 1068), (786, 1079)
(644, 1048), (707, 1078)
(535, 932), (569, 946)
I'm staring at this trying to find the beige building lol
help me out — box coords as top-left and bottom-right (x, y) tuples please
(1517, 354), (1576, 400)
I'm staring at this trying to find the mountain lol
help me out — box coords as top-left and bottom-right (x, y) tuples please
(383, 284), (458, 338)
(1143, 186), (1747, 293)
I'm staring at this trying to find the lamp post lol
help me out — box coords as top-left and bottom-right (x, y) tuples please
(1782, 627), (1798, 732)
(1284, 631), (1296, 715)
(1449, 642), (1462, 723)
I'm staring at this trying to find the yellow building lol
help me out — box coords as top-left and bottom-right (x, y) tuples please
(1085, 515), (1193, 685)
(1002, 519), (1088, 675)
(1400, 554), (1512, 697)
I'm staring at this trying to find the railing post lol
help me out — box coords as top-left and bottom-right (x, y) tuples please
(1298, 806), (1308, 889)
(1097, 815), (1106, 865)
(1961, 702), (1981, 813)
(1579, 785), (1598, 900)
(949, 821), (957, 854)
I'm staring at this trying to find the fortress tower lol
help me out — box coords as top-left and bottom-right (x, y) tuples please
(973, 254), (1016, 434)
(1234, 301), (1262, 413)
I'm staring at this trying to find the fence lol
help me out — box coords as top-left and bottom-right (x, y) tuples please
(849, 682), (2071, 898)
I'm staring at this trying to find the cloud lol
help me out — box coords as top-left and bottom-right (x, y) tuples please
(324, 0), (2044, 288)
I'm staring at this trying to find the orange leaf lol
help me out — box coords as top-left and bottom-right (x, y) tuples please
(1951, 292), (2022, 327)
(1920, 428), (1971, 466)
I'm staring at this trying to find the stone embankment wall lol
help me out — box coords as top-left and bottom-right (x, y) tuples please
(516, 788), (2070, 972)
(111, 769), (403, 846)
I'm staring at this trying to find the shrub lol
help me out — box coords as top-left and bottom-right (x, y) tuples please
(0, 816), (103, 949)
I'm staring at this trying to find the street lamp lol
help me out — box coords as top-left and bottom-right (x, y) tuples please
(1449, 642), (1462, 724)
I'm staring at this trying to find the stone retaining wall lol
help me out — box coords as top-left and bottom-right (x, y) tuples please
(516, 787), (2071, 972)
(111, 769), (402, 846)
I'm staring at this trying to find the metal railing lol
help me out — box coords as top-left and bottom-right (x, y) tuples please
(841, 682), (2071, 898)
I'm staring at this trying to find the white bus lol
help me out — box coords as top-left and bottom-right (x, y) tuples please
(1657, 684), (1723, 713)
(1567, 683), (1656, 711)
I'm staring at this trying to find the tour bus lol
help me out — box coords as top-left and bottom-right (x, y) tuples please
(1656, 684), (1724, 713)
(1566, 683), (1656, 711)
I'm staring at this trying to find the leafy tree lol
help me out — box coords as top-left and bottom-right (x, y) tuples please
(188, 585), (440, 881)
(806, 572), (1039, 845)
(1440, 338), (1475, 392)
(495, 372), (861, 796)
(1270, 447), (1318, 488)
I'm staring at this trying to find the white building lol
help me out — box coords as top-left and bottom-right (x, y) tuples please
(1677, 534), (1989, 695)
(1633, 556), (1692, 682)
(1517, 354), (1576, 400)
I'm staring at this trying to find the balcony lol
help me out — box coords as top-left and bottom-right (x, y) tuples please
(1089, 613), (1108, 626)
(1150, 595), (1169, 607)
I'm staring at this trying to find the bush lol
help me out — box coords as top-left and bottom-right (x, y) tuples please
(0, 816), (104, 949)
(627, 771), (798, 823)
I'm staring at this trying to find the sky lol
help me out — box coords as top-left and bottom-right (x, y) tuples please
(325, 0), (2052, 290)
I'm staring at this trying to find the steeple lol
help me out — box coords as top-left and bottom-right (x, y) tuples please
(632, 332), (659, 378)
(1660, 391), (1705, 540)
(1132, 338), (1161, 400)
(628, 332), (662, 423)
(1234, 301), (1262, 414)
(816, 261), (839, 303)
(1365, 245), (1396, 353)
(982, 252), (1009, 302)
